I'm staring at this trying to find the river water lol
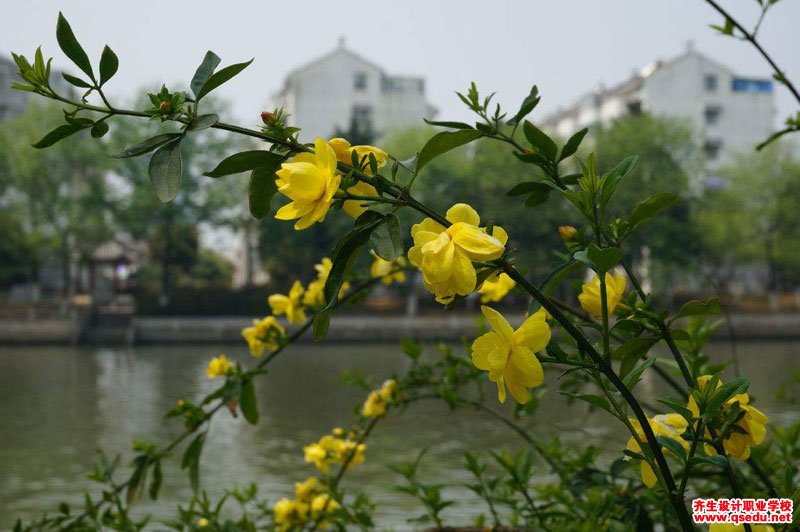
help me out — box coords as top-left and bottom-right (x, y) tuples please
(1, 341), (798, 529)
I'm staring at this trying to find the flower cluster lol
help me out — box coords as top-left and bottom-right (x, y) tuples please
(269, 280), (307, 325)
(241, 316), (286, 357)
(328, 137), (388, 219)
(274, 137), (387, 230)
(205, 354), (233, 379)
(303, 257), (349, 308)
(471, 306), (550, 404)
(688, 375), (769, 460)
(370, 252), (407, 286)
(626, 414), (689, 488)
(303, 427), (367, 474)
(272, 476), (341, 531)
(409, 204), (507, 304)
(361, 379), (397, 418)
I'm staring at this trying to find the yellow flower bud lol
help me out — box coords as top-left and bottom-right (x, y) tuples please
(159, 101), (171, 113)
(558, 225), (578, 242)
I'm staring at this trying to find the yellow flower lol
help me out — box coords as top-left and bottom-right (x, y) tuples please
(303, 258), (350, 308)
(294, 476), (320, 501)
(197, 518), (209, 528)
(206, 354), (233, 379)
(273, 498), (308, 530)
(269, 280), (307, 325)
(310, 493), (340, 528)
(303, 432), (366, 474)
(626, 414), (689, 488)
(477, 272), (516, 303)
(370, 252), (406, 285)
(361, 379), (397, 418)
(408, 204), (507, 303)
(578, 270), (627, 318)
(687, 375), (769, 460)
(471, 305), (550, 404)
(329, 138), (388, 219)
(275, 138), (341, 230)
(241, 316), (286, 357)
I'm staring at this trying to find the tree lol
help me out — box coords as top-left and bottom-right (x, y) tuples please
(696, 142), (800, 292)
(590, 114), (704, 292)
(0, 101), (114, 296)
(108, 94), (249, 298)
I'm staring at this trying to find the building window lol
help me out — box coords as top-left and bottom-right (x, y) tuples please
(627, 100), (642, 115)
(352, 105), (373, 130)
(704, 105), (722, 125)
(732, 77), (773, 93)
(703, 139), (723, 160)
(704, 74), (718, 92)
(353, 72), (367, 91)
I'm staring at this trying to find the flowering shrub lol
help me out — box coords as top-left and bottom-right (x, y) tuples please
(9, 6), (800, 531)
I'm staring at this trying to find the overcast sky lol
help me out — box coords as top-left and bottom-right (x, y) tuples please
(3, 0), (799, 129)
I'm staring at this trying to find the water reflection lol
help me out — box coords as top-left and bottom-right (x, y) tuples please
(0, 341), (797, 528)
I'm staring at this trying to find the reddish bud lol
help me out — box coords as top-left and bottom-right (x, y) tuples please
(261, 111), (276, 125)
(159, 101), (171, 113)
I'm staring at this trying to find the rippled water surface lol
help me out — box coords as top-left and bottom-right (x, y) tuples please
(1, 341), (798, 529)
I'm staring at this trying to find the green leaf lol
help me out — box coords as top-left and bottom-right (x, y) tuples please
(540, 260), (580, 299)
(599, 155), (638, 208)
(616, 338), (659, 378)
(522, 120), (557, 161)
(574, 244), (621, 273)
(523, 185), (551, 207)
(506, 181), (541, 197)
(148, 460), (162, 501)
(111, 133), (182, 158)
(656, 397), (694, 421)
(656, 436), (687, 462)
(507, 85), (541, 126)
(181, 433), (206, 493)
(370, 214), (404, 260)
(314, 212), (384, 340)
(56, 12), (95, 82)
(688, 455), (728, 468)
(90, 121), (109, 138)
(629, 192), (678, 229)
(196, 58), (253, 101)
(32, 123), (88, 148)
(559, 128), (588, 161)
(248, 166), (279, 219)
(416, 129), (482, 174)
(622, 356), (656, 390)
(98, 45), (118, 86)
(61, 72), (92, 88)
(204, 150), (284, 178)
(125, 460), (148, 506)
(190, 51), (221, 98)
(186, 113), (219, 132)
(559, 391), (612, 414)
(148, 137), (183, 202)
(675, 298), (722, 319)
(423, 118), (473, 130)
(704, 377), (750, 418)
(240, 379), (259, 425)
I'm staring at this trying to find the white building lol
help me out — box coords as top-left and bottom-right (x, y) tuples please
(541, 45), (776, 165)
(271, 40), (437, 141)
